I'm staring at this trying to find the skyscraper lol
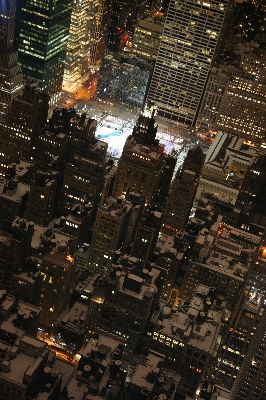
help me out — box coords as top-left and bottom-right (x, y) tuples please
(37, 253), (76, 330)
(236, 155), (266, 215)
(0, 0), (23, 117)
(0, 80), (49, 174)
(162, 146), (205, 235)
(230, 235), (266, 400)
(132, 15), (164, 60)
(112, 108), (176, 204)
(107, 0), (129, 51)
(197, 51), (266, 146)
(16, 0), (72, 98)
(131, 205), (163, 268)
(64, 0), (98, 87)
(88, 197), (133, 273)
(146, 0), (233, 125)
(126, 0), (148, 34)
(89, 0), (114, 67)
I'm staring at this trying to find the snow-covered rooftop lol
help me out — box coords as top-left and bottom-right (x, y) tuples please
(149, 285), (225, 354)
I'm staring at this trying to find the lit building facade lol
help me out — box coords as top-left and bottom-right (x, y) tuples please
(131, 206), (163, 268)
(146, 0), (233, 125)
(89, 0), (114, 67)
(145, 285), (227, 397)
(37, 253), (76, 330)
(64, 0), (94, 86)
(0, 0), (23, 117)
(24, 171), (58, 226)
(16, 0), (72, 97)
(0, 80), (49, 175)
(88, 197), (132, 273)
(197, 51), (266, 146)
(112, 109), (176, 204)
(107, 0), (129, 51)
(59, 156), (107, 217)
(196, 66), (230, 129)
(222, 240), (266, 397)
(132, 15), (164, 60)
(215, 53), (266, 146)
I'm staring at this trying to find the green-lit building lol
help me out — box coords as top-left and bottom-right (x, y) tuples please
(16, 0), (72, 98)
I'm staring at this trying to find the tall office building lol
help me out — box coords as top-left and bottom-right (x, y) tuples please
(112, 107), (176, 204)
(24, 171), (58, 227)
(63, 0), (91, 85)
(16, 0), (72, 98)
(236, 155), (266, 215)
(230, 235), (266, 400)
(63, 0), (104, 86)
(0, 80), (49, 175)
(131, 205), (163, 268)
(90, 0), (114, 67)
(162, 146), (205, 235)
(132, 15), (164, 60)
(88, 197), (133, 273)
(197, 51), (266, 146)
(146, 0), (233, 125)
(145, 0), (167, 15)
(37, 253), (76, 330)
(99, 257), (162, 359)
(0, 0), (23, 117)
(107, 0), (129, 51)
(162, 169), (198, 234)
(127, 0), (149, 34)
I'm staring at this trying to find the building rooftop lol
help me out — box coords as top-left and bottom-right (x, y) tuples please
(62, 332), (126, 400)
(74, 273), (100, 294)
(112, 264), (161, 301)
(203, 131), (259, 176)
(149, 285), (226, 354)
(0, 180), (29, 202)
(9, 160), (33, 179)
(156, 234), (187, 259)
(130, 349), (180, 398)
(130, 141), (165, 162)
(195, 221), (258, 279)
(12, 217), (75, 255)
(0, 335), (47, 387)
(137, 15), (164, 32)
(57, 302), (88, 335)
(1, 300), (41, 337)
(0, 291), (15, 318)
(99, 197), (132, 218)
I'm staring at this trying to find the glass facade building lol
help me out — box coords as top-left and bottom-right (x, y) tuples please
(146, 0), (233, 125)
(16, 0), (72, 97)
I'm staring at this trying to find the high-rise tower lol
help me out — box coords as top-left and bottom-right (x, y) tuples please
(112, 106), (176, 204)
(230, 234), (266, 400)
(146, 0), (233, 125)
(64, 0), (94, 86)
(236, 155), (266, 215)
(0, 80), (49, 174)
(89, 0), (114, 67)
(0, 0), (23, 117)
(16, 0), (72, 98)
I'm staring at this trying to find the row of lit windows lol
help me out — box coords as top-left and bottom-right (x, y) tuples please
(147, 330), (185, 347)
